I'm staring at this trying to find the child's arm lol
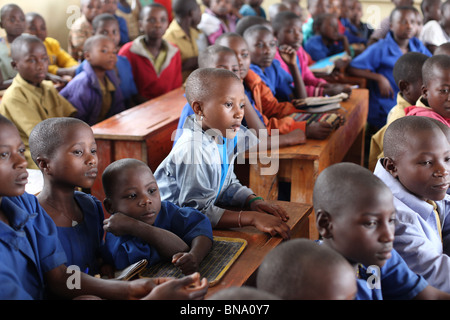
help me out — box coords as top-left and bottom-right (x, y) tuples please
(278, 44), (307, 99)
(104, 213), (190, 259)
(347, 66), (394, 98)
(172, 235), (213, 275)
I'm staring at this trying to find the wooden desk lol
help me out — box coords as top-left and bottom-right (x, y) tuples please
(248, 88), (368, 206)
(91, 87), (186, 202)
(205, 200), (313, 298)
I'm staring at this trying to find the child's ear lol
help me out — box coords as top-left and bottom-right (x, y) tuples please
(191, 100), (203, 117)
(11, 60), (17, 70)
(398, 80), (409, 93)
(103, 198), (114, 214)
(35, 156), (50, 174)
(383, 157), (399, 178)
(421, 84), (429, 99)
(315, 209), (333, 239)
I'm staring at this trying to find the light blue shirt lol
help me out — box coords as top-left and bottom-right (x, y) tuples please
(374, 160), (450, 293)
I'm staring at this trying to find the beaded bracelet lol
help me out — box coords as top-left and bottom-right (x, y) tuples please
(248, 196), (264, 206)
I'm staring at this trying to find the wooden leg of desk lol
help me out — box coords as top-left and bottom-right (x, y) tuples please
(249, 163), (279, 200)
(343, 127), (365, 166)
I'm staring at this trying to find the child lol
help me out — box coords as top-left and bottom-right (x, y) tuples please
(0, 4), (25, 86)
(256, 238), (357, 300)
(268, 2), (289, 22)
(304, 13), (351, 62)
(197, 0), (239, 45)
(25, 12), (79, 79)
(314, 161), (450, 299)
(164, 0), (207, 82)
(347, 0), (374, 47)
(374, 116), (450, 292)
(76, 13), (142, 109)
(404, 54), (450, 126)
(100, 0), (130, 46)
(435, 41), (450, 55)
(0, 34), (77, 169)
(68, 0), (102, 61)
(235, 15), (272, 36)
(421, 0), (442, 25)
(61, 35), (125, 126)
(102, 158), (213, 273)
(119, 4), (182, 101)
(29, 118), (108, 277)
(272, 11), (353, 97)
(239, 0), (267, 19)
(302, 0), (331, 44)
(348, 5), (431, 131)
(0, 114), (209, 300)
(217, 32), (338, 141)
(116, 0), (141, 41)
(154, 68), (291, 239)
(368, 52), (429, 171)
(420, 0), (450, 53)
(244, 25), (307, 102)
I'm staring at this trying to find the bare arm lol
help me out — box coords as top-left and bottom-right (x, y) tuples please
(278, 44), (307, 99)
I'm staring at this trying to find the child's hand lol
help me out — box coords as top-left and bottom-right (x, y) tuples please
(103, 212), (137, 236)
(172, 252), (199, 275)
(251, 211), (291, 240)
(306, 121), (333, 140)
(283, 128), (307, 145)
(140, 273), (209, 300)
(278, 44), (298, 67)
(250, 199), (289, 222)
(322, 83), (352, 96)
(377, 74), (394, 98)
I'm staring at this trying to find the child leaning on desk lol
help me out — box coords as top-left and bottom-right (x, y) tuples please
(102, 158), (213, 274)
(154, 68), (291, 240)
(0, 115), (208, 300)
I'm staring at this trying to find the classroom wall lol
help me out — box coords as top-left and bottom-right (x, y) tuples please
(0, 0), (422, 50)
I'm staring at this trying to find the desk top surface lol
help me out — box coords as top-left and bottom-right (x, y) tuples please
(92, 87), (186, 140)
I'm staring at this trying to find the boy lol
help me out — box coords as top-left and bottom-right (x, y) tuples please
(244, 24), (307, 103)
(102, 158), (213, 273)
(25, 12), (79, 78)
(374, 116), (450, 292)
(0, 34), (77, 169)
(314, 161), (450, 299)
(348, 5), (431, 130)
(119, 3), (182, 100)
(68, 0), (102, 61)
(368, 52), (429, 171)
(256, 238), (357, 300)
(404, 54), (450, 126)
(419, 0), (449, 53)
(163, 0), (207, 82)
(100, 0), (129, 46)
(61, 35), (125, 126)
(29, 118), (108, 276)
(155, 68), (291, 240)
(0, 4), (25, 87)
(0, 114), (208, 300)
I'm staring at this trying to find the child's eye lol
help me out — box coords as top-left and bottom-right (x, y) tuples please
(224, 102), (233, 108)
(73, 150), (83, 156)
(0, 152), (10, 160)
(240, 103), (245, 109)
(364, 220), (377, 228)
(126, 193), (137, 199)
(439, 88), (450, 94)
(91, 148), (97, 154)
(148, 188), (157, 194)
(18, 148), (25, 155)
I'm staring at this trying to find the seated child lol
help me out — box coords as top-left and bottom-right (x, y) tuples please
(116, 0), (141, 41)
(0, 4), (25, 87)
(119, 3), (182, 101)
(281, 0), (306, 21)
(197, 0), (238, 44)
(304, 13), (351, 62)
(374, 116), (450, 292)
(164, 0), (207, 82)
(216, 32), (338, 141)
(314, 161), (450, 299)
(302, 0), (331, 44)
(102, 158), (213, 273)
(0, 34), (77, 169)
(348, 5), (431, 130)
(154, 68), (291, 239)
(272, 11), (353, 97)
(368, 52), (429, 171)
(0, 114), (208, 300)
(404, 54), (450, 126)
(76, 13), (142, 109)
(29, 118), (108, 277)
(256, 238), (357, 300)
(346, 0), (374, 48)
(268, 2), (289, 22)
(420, 0), (450, 53)
(68, 0), (102, 61)
(25, 12), (79, 79)
(61, 35), (125, 126)
(100, 0), (129, 46)
(244, 24), (307, 102)
(421, 0), (442, 25)
(235, 15), (272, 36)
(239, 0), (267, 19)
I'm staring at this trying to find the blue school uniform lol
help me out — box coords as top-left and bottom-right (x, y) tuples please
(356, 249), (428, 300)
(0, 193), (67, 300)
(104, 201), (213, 270)
(56, 191), (106, 276)
(249, 59), (295, 102)
(304, 35), (346, 62)
(349, 31), (431, 128)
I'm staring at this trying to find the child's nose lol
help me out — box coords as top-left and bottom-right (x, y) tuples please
(139, 196), (152, 206)
(13, 152), (27, 169)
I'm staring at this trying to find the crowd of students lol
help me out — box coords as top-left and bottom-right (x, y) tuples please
(2, 0), (450, 301)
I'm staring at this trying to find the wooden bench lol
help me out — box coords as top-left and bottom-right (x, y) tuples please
(91, 87), (186, 202)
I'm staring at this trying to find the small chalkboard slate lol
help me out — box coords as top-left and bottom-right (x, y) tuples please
(139, 236), (247, 286)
